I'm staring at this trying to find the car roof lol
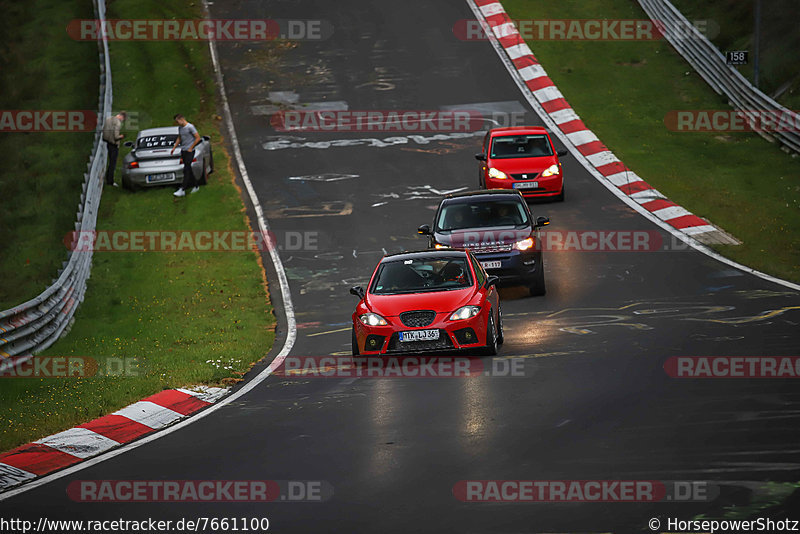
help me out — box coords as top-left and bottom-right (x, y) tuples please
(381, 249), (469, 263)
(489, 126), (548, 136)
(443, 189), (525, 201)
(137, 126), (179, 137)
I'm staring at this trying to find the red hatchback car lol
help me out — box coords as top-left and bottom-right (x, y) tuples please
(350, 249), (502, 356)
(476, 126), (568, 201)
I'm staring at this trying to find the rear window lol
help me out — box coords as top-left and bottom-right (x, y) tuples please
(137, 135), (178, 149)
(490, 134), (553, 158)
(436, 199), (529, 231)
(370, 257), (473, 294)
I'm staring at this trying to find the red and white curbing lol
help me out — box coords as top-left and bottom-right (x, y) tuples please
(471, 0), (738, 246)
(0, 386), (227, 491)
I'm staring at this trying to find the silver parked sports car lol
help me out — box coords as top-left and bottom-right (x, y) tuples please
(121, 126), (213, 190)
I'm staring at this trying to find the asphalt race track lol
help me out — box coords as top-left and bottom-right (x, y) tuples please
(4, 1), (800, 532)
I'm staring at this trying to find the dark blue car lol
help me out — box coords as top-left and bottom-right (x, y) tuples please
(418, 190), (550, 296)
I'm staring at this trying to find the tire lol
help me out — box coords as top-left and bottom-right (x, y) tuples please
(496, 307), (504, 345)
(198, 159), (208, 186)
(528, 256), (547, 297)
(484, 314), (498, 356)
(351, 327), (360, 356)
(208, 148), (215, 175)
(122, 175), (136, 191)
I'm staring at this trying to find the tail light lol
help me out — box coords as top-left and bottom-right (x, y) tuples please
(126, 161), (139, 169)
(192, 157), (197, 162)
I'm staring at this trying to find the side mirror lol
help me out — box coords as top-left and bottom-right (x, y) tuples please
(123, 141), (134, 148)
(350, 286), (365, 299)
(474, 153), (486, 161)
(417, 224), (431, 236)
(556, 149), (568, 157)
(486, 275), (499, 287)
(535, 216), (550, 228)
(202, 135), (211, 142)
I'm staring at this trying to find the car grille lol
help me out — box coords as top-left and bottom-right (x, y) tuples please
(387, 330), (454, 353)
(510, 172), (540, 180)
(466, 243), (513, 253)
(399, 310), (436, 328)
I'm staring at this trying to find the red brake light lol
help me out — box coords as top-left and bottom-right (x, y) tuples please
(128, 161), (138, 168)
(192, 157), (197, 162)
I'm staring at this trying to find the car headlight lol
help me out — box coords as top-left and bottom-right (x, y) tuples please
(434, 243), (448, 249)
(450, 306), (481, 321)
(541, 164), (559, 177)
(488, 167), (508, 180)
(359, 313), (388, 326)
(514, 237), (535, 251)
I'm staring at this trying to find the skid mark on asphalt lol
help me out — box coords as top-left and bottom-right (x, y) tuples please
(504, 300), (800, 335)
(262, 131), (485, 150)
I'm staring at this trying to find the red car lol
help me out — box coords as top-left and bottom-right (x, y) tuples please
(475, 126), (568, 201)
(350, 249), (502, 356)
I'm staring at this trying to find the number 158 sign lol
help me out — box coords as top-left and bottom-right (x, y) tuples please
(726, 50), (748, 65)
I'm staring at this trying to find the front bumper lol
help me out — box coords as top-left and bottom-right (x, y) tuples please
(353, 310), (489, 355)
(474, 249), (541, 286)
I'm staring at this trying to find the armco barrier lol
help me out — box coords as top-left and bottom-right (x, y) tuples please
(0, 0), (112, 370)
(638, 0), (800, 153)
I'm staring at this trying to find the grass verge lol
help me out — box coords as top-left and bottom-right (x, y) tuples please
(502, 0), (800, 283)
(0, 0), (275, 452)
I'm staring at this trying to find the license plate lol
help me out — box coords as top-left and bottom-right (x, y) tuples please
(399, 329), (439, 342)
(481, 260), (502, 269)
(146, 172), (176, 183)
(513, 181), (538, 189)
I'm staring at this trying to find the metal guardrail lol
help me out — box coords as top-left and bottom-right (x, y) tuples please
(639, 0), (800, 154)
(0, 0), (112, 370)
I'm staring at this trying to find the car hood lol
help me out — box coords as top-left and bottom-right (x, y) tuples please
(365, 287), (476, 317)
(435, 227), (531, 248)
(487, 156), (557, 174)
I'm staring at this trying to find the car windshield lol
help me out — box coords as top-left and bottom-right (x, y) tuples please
(436, 199), (529, 231)
(370, 257), (473, 294)
(137, 134), (178, 149)
(490, 134), (553, 158)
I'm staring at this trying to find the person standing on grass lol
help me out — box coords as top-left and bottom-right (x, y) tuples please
(170, 113), (202, 197)
(102, 111), (126, 187)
